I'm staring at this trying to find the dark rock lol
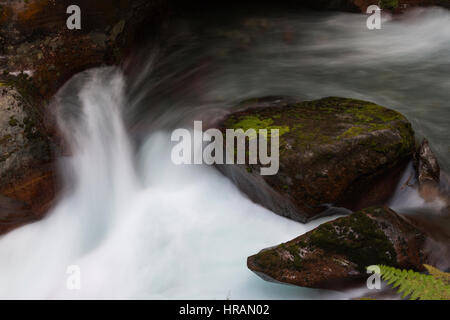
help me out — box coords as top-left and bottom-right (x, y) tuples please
(0, 0), (169, 100)
(0, 195), (35, 235)
(0, 83), (56, 229)
(217, 97), (416, 222)
(247, 207), (429, 289)
(415, 139), (440, 186)
(413, 138), (442, 202)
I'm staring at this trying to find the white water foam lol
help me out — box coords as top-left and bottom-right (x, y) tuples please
(0, 68), (340, 299)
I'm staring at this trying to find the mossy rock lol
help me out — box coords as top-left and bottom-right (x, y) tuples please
(217, 96), (416, 222)
(247, 207), (429, 289)
(380, 0), (399, 9)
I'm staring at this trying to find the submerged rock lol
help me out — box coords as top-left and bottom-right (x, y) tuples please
(217, 97), (415, 222)
(247, 207), (429, 289)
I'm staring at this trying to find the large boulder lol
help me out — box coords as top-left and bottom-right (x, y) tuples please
(0, 82), (56, 232)
(247, 207), (430, 289)
(217, 97), (416, 222)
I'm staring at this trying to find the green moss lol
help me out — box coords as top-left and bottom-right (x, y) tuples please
(344, 103), (403, 124)
(3, 74), (39, 107)
(224, 97), (414, 164)
(309, 208), (397, 271)
(0, 134), (12, 145)
(8, 116), (18, 126)
(294, 127), (332, 148)
(254, 250), (281, 269)
(23, 116), (40, 140)
(284, 245), (303, 271)
(228, 115), (290, 138)
(275, 243), (303, 271)
(380, 0), (399, 9)
(293, 255), (303, 271)
(368, 123), (391, 131)
(229, 115), (272, 131)
(358, 121), (414, 157)
(338, 126), (365, 139)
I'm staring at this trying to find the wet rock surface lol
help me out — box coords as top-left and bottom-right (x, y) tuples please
(218, 96), (416, 222)
(247, 207), (430, 289)
(415, 139), (440, 186)
(413, 138), (445, 203)
(0, 83), (56, 228)
(0, 0), (168, 100)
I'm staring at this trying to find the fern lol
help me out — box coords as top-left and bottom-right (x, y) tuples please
(375, 265), (450, 300)
(424, 264), (450, 285)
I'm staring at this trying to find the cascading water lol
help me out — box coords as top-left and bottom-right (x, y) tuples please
(0, 7), (449, 299)
(0, 67), (336, 299)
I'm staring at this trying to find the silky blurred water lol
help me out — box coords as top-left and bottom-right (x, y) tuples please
(128, 7), (450, 169)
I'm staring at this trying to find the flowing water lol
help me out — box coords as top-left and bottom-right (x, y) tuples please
(0, 7), (449, 299)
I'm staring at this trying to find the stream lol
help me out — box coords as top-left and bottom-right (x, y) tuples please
(0, 7), (448, 299)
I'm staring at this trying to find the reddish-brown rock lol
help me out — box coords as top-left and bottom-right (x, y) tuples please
(247, 207), (430, 289)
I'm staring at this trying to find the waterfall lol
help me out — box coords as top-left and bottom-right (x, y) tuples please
(0, 68), (335, 299)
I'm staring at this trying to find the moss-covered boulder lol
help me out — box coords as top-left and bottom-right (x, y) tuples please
(217, 96), (415, 222)
(247, 207), (429, 289)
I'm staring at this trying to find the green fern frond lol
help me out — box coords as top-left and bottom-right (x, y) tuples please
(374, 265), (450, 300)
(424, 264), (450, 285)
